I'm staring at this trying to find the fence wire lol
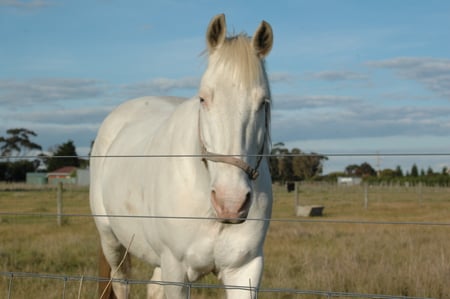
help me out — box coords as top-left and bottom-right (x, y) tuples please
(1, 152), (450, 160)
(0, 271), (439, 299)
(1, 211), (450, 227)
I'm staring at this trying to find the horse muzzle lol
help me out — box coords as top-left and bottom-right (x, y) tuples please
(211, 190), (251, 224)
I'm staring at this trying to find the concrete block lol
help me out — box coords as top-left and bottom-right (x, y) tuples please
(296, 205), (324, 217)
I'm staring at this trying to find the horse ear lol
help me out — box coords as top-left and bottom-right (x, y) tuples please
(206, 14), (227, 51)
(252, 20), (273, 58)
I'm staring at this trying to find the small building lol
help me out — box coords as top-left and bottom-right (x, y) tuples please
(26, 167), (90, 186)
(26, 172), (48, 185)
(47, 166), (77, 185)
(337, 176), (362, 186)
(76, 168), (90, 186)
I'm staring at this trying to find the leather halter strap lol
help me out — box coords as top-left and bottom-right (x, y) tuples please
(198, 113), (265, 181)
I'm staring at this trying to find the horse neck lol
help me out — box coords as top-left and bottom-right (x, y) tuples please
(166, 98), (205, 166)
(173, 99), (211, 187)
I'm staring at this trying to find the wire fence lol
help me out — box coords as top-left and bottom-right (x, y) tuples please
(1, 152), (450, 159)
(1, 153), (449, 299)
(1, 211), (450, 227)
(0, 271), (439, 299)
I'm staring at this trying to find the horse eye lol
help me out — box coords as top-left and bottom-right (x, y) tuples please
(258, 98), (268, 111)
(199, 97), (206, 104)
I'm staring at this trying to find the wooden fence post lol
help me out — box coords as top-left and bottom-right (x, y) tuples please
(56, 182), (63, 226)
(364, 183), (368, 209)
(418, 182), (423, 204)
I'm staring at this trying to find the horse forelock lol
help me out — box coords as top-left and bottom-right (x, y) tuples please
(207, 34), (269, 89)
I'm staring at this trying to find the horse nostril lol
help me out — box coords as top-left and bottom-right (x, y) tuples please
(240, 192), (252, 212)
(246, 192), (251, 202)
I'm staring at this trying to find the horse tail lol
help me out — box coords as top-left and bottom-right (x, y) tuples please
(98, 248), (117, 299)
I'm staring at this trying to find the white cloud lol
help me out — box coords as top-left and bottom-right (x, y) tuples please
(121, 77), (200, 97)
(273, 94), (362, 110)
(11, 106), (113, 125)
(0, 106), (114, 152)
(271, 98), (450, 142)
(31, 123), (99, 151)
(0, 0), (54, 9)
(268, 72), (296, 84)
(0, 78), (108, 106)
(0, 121), (98, 153)
(367, 57), (450, 100)
(307, 70), (369, 82)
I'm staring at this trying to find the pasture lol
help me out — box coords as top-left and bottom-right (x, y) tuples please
(0, 183), (449, 298)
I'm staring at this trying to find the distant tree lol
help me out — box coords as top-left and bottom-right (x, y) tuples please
(269, 143), (327, 183)
(395, 165), (403, 177)
(46, 140), (80, 172)
(269, 142), (292, 183)
(344, 162), (376, 177)
(291, 148), (303, 180)
(0, 128), (42, 157)
(292, 148), (327, 180)
(345, 164), (360, 176)
(7, 160), (35, 181)
(359, 162), (376, 177)
(269, 142), (286, 181)
(277, 147), (292, 183)
(442, 167), (448, 175)
(0, 129), (43, 182)
(426, 167), (434, 176)
(410, 164), (419, 177)
(379, 168), (396, 179)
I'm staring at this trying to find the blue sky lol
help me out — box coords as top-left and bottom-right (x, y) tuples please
(1, 0), (449, 174)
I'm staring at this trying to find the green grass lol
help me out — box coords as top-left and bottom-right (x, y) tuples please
(0, 183), (449, 298)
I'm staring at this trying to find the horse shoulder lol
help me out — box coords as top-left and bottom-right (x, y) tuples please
(90, 96), (187, 214)
(93, 96), (186, 156)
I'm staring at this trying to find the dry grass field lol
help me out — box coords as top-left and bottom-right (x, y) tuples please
(0, 183), (449, 299)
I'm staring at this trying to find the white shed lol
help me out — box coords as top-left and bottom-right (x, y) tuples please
(337, 176), (362, 186)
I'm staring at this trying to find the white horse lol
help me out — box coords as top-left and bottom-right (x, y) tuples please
(90, 14), (273, 299)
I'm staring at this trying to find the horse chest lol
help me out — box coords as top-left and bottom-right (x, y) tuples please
(182, 224), (259, 281)
(183, 234), (216, 281)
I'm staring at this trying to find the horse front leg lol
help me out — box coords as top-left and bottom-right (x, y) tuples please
(147, 267), (164, 299)
(220, 256), (264, 299)
(160, 251), (188, 299)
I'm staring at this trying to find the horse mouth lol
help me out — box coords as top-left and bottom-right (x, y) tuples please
(218, 214), (248, 224)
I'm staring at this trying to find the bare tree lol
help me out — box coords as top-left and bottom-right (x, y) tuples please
(0, 128), (42, 157)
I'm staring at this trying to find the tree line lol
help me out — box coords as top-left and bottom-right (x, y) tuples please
(1, 128), (449, 186)
(0, 128), (82, 182)
(321, 161), (450, 186)
(267, 143), (449, 186)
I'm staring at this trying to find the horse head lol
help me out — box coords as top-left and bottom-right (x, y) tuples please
(198, 14), (273, 224)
